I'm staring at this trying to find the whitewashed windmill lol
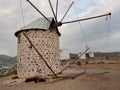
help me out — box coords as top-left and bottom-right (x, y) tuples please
(15, 0), (111, 79)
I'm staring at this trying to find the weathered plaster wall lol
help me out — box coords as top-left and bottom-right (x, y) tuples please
(17, 30), (61, 78)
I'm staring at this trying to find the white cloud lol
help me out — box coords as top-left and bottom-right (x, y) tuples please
(0, 0), (120, 57)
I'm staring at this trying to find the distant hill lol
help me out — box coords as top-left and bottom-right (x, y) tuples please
(0, 52), (120, 64)
(94, 52), (120, 57)
(0, 55), (16, 64)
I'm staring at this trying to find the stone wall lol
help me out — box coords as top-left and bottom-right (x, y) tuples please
(17, 29), (61, 78)
(94, 56), (120, 61)
(90, 56), (120, 64)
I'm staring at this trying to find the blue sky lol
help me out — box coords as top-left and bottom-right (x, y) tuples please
(0, 0), (120, 57)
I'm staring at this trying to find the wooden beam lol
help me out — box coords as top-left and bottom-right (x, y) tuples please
(60, 47), (90, 73)
(48, 0), (57, 22)
(26, 0), (51, 23)
(62, 13), (111, 24)
(60, 1), (74, 22)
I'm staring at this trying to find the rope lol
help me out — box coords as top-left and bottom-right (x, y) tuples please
(104, 15), (111, 52)
(73, 6), (88, 49)
(90, 17), (108, 52)
(20, 0), (25, 27)
(73, 6), (89, 73)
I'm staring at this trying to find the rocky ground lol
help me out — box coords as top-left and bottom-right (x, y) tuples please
(0, 64), (120, 90)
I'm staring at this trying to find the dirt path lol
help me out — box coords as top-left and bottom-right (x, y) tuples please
(0, 64), (120, 90)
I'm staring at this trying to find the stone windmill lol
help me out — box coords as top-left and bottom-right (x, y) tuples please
(15, 0), (111, 79)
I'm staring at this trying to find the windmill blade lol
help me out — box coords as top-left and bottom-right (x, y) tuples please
(48, 0), (57, 22)
(56, 0), (58, 20)
(62, 13), (111, 24)
(26, 0), (51, 23)
(60, 1), (74, 22)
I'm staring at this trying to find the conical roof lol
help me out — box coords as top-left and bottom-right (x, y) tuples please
(15, 17), (61, 36)
(21, 17), (53, 30)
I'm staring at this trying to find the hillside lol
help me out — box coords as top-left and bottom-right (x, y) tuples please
(0, 55), (16, 64)
(94, 52), (120, 57)
(0, 52), (120, 64)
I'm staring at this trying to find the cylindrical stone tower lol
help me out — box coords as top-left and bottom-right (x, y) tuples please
(15, 17), (61, 78)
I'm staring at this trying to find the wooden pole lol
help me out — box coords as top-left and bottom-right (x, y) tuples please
(60, 1), (74, 22)
(62, 13), (111, 24)
(26, 0), (51, 23)
(48, 0), (57, 22)
(60, 47), (90, 73)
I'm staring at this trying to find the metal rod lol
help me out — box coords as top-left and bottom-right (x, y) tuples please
(26, 0), (51, 23)
(60, 1), (74, 22)
(48, 0), (57, 22)
(23, 32), (57, 77)
(20, 0), (25, 27)
(60, 47), (90, 73)
(62, 13), (111, 24)
(56, 0), (58, 21)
